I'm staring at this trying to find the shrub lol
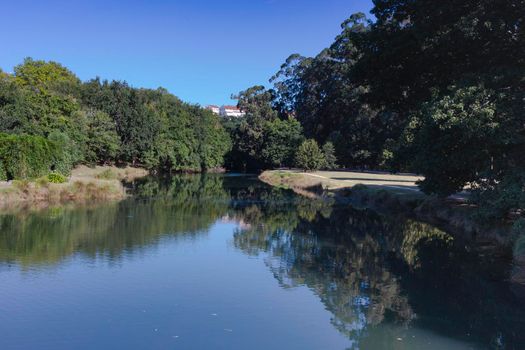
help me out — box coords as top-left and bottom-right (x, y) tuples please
(0, 133), (72, 180)
(295, 139), (326, 171)
(0, 133), (54, 179)
(47, 172), (67, 184)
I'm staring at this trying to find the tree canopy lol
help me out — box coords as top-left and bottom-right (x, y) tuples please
(250, 0), (524, 221)
(0, 58), (231, 176)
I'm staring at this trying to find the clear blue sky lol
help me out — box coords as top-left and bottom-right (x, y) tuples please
(0, 0), (373, 106)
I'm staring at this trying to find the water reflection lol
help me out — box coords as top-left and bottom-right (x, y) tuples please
(0, 174), (524, 348)
(230, 190), (525, 348)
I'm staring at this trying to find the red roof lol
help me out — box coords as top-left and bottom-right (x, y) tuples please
(223, 105), (240, 110)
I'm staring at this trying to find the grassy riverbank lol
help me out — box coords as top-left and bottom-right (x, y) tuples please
(0, 165), (148, 210)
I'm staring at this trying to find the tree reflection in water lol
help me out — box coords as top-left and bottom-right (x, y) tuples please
(0, 174), (523, 348)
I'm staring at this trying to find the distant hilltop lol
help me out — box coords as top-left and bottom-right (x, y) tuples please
(206, 105), (245, 118)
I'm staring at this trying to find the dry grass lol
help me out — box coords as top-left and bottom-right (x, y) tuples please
(259, 170), (326, 198)
(72, 165), (148, 182)
(259, 169), (422, 193)
(0, 165), (148, 210)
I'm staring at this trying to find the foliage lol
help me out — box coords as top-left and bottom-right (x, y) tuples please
(12, 179), (30, 192)
(0, 161), (6, 181)
(233, 85), (277, 121)
(47, 172), (67, 184)
(0, 133), (68, 180)
(0, 59), (232, 175)
(261, 117), (304, 168)
(47, 131), (77, 176)
(262, 1), (525, 220)
(352, 0), (524, 218)
(322, 142), (338, 170)
(226, 86), (294, 171)
(13, 57), (80, 94)
(295, 139), (325, 171)
(269, 14), (394, 169)
(400, 85), (500, 196)
(84, 109), (120, 164)
(470, 170), (525, 222)
(193, 108), (232, 171)
(81, 80), (230, 171)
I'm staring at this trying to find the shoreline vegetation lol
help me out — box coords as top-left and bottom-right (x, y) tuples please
(259, 170), (514, 244)
(260, 169), (525, 285)
(0, 165), (148, 210)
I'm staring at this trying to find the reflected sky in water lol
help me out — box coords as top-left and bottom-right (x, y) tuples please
(0, 175), (523, 349)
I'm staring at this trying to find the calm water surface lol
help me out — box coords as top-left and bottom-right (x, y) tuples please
(0, 175), (524, 349)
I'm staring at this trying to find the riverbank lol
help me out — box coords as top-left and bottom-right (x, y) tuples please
(0, 165), (148, 210)
(259, 170), (512, 243)
(260, 170), (525, 283)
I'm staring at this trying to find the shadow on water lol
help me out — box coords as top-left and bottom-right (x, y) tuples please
(0, 174), (524, 348)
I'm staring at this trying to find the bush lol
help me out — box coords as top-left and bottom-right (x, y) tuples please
(295, 139), (325, 171)
(47, 172), (67, 184)
(0, 133), (59, 180)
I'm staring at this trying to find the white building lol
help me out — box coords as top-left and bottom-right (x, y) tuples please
(206, 105), (220, 115)
(219, 105), (245, 118)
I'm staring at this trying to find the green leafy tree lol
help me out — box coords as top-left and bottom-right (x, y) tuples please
(13, 57), (80, 94)
(295, 139), (325, 171)
(193, 108), (232, 171)
(322, 142), (338, 170)
(227, 86), (283, 171)
(80, 80), (230, 171)
(270, 15), (397, 169)
(47, 131), (77, 176)
(261, 117), (304, 168)
(84, 109), (120, 164)
(233, 85), (277, 121)
(400, 85), (500, 196)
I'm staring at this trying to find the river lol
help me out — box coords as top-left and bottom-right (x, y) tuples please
(0, 174), (524, 349)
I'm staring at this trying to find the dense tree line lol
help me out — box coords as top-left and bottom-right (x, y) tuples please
(0, 58), (230, 179)
(223, 86), (338, 171)
(229, 0), (524, 222)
